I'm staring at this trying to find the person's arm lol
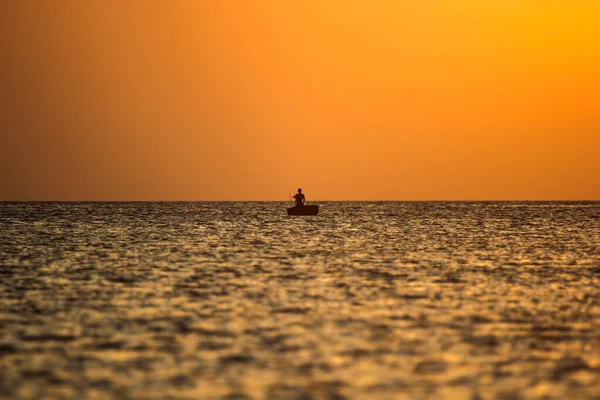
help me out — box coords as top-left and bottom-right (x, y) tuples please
(302, 195), (306, 205)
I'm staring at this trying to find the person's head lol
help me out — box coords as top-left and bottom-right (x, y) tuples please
(297, 188), (302, 193)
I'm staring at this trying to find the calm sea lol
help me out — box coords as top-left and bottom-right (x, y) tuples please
(1, 202), (599, 399)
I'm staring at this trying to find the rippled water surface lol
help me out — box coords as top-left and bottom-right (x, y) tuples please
(1, 202), (599, 400)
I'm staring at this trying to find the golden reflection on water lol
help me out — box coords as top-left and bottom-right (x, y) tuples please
(0, 202), (599, 399)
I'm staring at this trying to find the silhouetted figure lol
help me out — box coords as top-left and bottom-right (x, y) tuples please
(292, 188), (305, 207)
(287, 188), (318, 215)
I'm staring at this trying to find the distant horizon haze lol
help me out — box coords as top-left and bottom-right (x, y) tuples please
(2, 199), (599, 203)
(1, 1), (599, 201)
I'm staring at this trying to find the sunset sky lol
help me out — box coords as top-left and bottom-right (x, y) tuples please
(1, 1), (599, 200)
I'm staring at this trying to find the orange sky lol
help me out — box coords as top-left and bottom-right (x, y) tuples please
(1, 1), (599, 200)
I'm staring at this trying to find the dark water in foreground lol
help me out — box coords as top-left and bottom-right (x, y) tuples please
(1, 202), (599, 400)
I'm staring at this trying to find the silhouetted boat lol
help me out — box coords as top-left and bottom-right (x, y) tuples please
(287, 205), (319, 216)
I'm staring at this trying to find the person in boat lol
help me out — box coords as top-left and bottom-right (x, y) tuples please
(292, 188), (305, 207)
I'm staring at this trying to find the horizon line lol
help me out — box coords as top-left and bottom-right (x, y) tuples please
(1, 199), (599, 203)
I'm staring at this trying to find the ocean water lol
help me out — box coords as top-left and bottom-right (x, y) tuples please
(1, 201), (599, 400)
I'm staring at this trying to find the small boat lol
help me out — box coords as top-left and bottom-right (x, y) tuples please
(287, 205), (319, 216)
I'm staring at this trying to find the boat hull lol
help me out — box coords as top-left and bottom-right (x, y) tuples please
(287, 205), (319, 216)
